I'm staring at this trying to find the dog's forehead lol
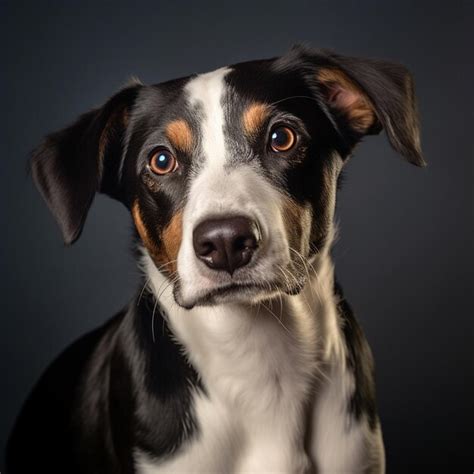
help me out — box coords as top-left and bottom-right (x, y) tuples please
(185, 67), (230, 107)
(145, 58), (305, 127)
(180, 64), (276, 133)
(182, 67), (231, 167)
(130, 58), (312, 173)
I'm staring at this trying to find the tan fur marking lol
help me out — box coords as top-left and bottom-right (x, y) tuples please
(243, 103), (271, 136)
(160, 210), (183, 274)
(282, 197), (305, 253)
(165, 120), (193, 154)
(132, 201), (183, 275)
(318, 68), (376, 132)
(132, 201), (162, 263)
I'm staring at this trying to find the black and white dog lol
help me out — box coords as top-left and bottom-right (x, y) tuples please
(7, 46), (424, 473)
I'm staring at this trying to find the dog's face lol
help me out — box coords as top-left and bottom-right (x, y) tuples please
(32, 46), (424, 309)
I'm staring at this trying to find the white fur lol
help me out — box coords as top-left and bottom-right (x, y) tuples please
(311, 365), (385, 473)
(185, 67), (230, 171)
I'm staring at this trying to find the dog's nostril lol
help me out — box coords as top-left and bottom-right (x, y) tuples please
(193, 216), (260, 275)
(197, 240), (216, 257)
(234, 235), (257, 252)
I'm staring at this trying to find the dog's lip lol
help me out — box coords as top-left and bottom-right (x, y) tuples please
(198, 281), (274, 300)
(175, 282), (262, 309)
(176, 278), (304, 309)
(204, 277), (306, 299)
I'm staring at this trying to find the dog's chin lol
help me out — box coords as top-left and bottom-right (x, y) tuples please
(173, 278), (305, 310)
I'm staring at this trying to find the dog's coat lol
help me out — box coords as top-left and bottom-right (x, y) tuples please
(6, 46), (424, 473)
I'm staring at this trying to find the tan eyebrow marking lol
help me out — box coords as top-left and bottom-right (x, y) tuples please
(165, 119), (194, 154)
(242, 102), (271, 136)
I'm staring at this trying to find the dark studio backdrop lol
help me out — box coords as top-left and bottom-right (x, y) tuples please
(1, 1), (472, 470)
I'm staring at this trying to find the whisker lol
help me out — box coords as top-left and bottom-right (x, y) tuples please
(150, 273), (180, 343)
(154, 259), (178, 273)
(151, 298), (159, 343)
(137, 278), (150, 306)
(277, 263), (300, 293)
(269, 95), (321, 107)
(288, 247), (321, 302)
(158, 275), (180, 300)
(261, 301), (291, 335)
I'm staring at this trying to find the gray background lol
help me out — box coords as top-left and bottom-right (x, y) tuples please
(1, 0), (472, 470)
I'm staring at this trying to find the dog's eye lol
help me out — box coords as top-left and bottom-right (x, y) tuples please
(149, 148), (178, 175)
(269, 126), (296, 152)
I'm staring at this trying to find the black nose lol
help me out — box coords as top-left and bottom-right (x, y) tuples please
(193, 216), (260, 275)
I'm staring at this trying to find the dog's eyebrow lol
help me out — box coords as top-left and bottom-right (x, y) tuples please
(242, 103), (271, 136)
(165, 119), (194, 154)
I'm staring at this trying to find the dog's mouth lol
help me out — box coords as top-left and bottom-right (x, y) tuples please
(173, 277), (305, 310)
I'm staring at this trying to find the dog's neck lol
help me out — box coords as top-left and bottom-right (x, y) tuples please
(141, 249), (347, 383)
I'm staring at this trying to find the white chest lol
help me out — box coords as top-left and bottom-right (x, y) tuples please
(136, 299), (319, 473)
(135, 364), (378, 474)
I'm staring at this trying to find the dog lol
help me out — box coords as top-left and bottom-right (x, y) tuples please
(6, 45), (424, 473)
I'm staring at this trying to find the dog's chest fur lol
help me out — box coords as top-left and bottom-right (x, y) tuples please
(141, 311), (313, 472)
(134, 254), (376, 473)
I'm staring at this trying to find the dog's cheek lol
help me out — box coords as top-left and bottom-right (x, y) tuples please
(308, 161), (339, 251)
(132, 200), (183, 275)
(159, 210), (183, 275)
(281, 197), (311, 256)
(132, 200), (161, 262)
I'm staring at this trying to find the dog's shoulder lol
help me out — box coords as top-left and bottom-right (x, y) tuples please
(5, 311), (125, 474)
(309, 281), (384, 473)
(126, 291), (204, 462)
(334, 280), (378, 429)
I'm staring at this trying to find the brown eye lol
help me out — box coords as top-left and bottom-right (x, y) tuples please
(149, 148), (178, 175)
(269, 126), (296, 152)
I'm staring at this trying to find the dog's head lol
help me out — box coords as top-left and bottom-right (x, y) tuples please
(32, 46), (424, 309)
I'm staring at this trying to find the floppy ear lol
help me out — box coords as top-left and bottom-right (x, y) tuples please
(311, 49), (425, 166)
(31, 82), (142, 245)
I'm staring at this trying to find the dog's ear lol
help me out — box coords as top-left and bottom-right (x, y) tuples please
(307, 49), (425, 166)
(31, 82), (142, 245)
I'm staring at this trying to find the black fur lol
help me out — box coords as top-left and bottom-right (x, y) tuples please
(334, 281), (378, 429)
(6, 291), (202, 473)
(30, 84), (142, 244)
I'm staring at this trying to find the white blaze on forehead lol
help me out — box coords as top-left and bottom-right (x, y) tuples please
(185, 67), (231, 168)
